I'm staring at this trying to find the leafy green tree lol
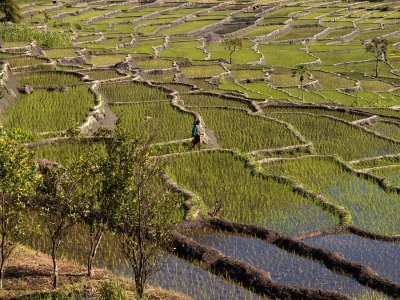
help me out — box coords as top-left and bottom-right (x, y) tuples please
(71, 152), (105, 278)
(223, 37), (243, 64)
(365, 38), (389, 79)
(0, 136), (40, 289)
(39, 167), (81, 289)
(0, 0), (22, 23)
(291, 64), (311, 102)
(108, 133), (181, 299)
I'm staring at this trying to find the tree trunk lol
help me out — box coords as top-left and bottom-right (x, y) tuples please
(0, 257), (4, 290)
(87, 227), (103, 277)
(0, 195), (6, 290)
(301, 80), (304, 102)
(375, 58), (379, 79)
(229, 50), (234, 64)
(51, 239), (59, 289)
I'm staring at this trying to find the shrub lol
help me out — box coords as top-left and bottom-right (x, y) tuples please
(0, 23), (72, 48)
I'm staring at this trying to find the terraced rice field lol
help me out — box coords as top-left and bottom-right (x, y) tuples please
(1, 0), (400, 298)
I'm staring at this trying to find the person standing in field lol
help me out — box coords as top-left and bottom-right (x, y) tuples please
(191, 119), (202, 149)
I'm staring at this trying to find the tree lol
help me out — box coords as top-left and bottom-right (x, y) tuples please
(223, 37), (243, 64)
(109, 133), (181, 299)
(365, 38), (389, 79)
(39, 166), (81, 289)
(0, 0), (22, 23)
(0, 136), (40, 289)
(291, 64), (310, 102)
(72, 152), (106, 278)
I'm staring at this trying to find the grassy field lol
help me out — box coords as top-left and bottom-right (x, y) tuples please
(3, 0), (400, 298)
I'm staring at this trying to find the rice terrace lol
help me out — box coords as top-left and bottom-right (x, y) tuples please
(0, 0), (400, 298)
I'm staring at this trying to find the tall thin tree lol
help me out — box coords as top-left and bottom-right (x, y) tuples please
(291, 64), (310, 103)
(0, 136), (40, 289)
(109, 133), (181, 299)
(365, 38), (389, 79)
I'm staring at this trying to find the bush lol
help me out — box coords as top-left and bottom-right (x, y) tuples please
(98, 281), (126, 300)
(0, 23), (72, 48)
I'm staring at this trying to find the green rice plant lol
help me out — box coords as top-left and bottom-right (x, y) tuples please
(35, 141), (106, 166)
(262, 156), (400, 235)
(259, 17), (287, 25)
(259, 45), (316, 67)
(282, 88), (329, 103)
(356, 108), (400, 118)
(144, 71), (175, 82)
(2, 56), (48, 68)
(269, 72), (312, 86)
(159, 47), (207, 60)
(262, 106), (365, 121)
(82, 69), (124, 81)
(272, 27), (325, 41)
(367, 122), (400, 141)
(360, 79), (394, 92)
(138, 59), (172, 70)
(231, 69), (265, 80)
(16, 71), (82, 87)
(62, 9), (116, 23)
(268, 113), (400, 160)
(181, 65), (226, 78)
(209, 48), (261, 65)
(100, 82), (169, 102)
(156, 83), (193, 94)
(4, 86), (95, 132)
(306, 233), (400, 286)
(316, 90), (361, 106)
(321, 28), (355, 39)
(181, 93), (252, 109)
(130, 38), (164, 54)
(187, 78), (217, 91)
(219, 78), (265, 99)
(313, 50), (373, 65)
(45, 48), (78, 59)
(158, 20), (219, 35)
(88, 54), (127, 66)
(189, 231), (369, 295)
(350, 155), (400, 169)
(165, 151), (338, 235)
(371, 166), (400, 187)
(241, 25), (283, 38)
(344, 61), (394, 78)
(243, 81), (296, 100)
(112, 102), (194, 142)
(313, 71), (357, 89)
(266, 6), (302, 18)
(197, 108), (300, 151)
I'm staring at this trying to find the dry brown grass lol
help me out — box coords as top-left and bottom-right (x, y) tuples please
(0, 245), (190, 300)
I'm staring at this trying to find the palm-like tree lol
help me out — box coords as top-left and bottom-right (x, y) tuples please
(291, 64), (310, 103)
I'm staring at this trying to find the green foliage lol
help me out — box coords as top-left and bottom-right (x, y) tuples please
(0, 135), (41, 288)
(0, 23), (72, 48)
(98, 281), (126, 300)
(223, 37), (243, 64)
(0, 0), (22, 23)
